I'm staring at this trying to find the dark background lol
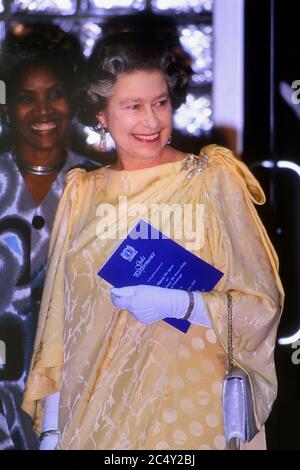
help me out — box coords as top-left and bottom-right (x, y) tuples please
(243, 0), (300, 450)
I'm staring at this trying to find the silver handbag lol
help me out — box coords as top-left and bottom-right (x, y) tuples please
(222, 293), (258, 450)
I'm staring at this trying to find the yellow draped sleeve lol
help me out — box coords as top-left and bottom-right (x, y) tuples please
(22, 168), (87, 432)
(200, 145), (284, 429)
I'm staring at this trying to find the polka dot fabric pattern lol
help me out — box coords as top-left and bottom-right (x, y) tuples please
(23, 145), (283, 450)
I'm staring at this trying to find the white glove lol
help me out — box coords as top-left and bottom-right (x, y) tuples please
(39, 391), (60, 450)
(40, 434), (59, 451)
(111, 285), (211, 328)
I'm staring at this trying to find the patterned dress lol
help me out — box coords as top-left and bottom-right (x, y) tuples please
(23, 145), (284, 450)
(0, 150), (99, 449)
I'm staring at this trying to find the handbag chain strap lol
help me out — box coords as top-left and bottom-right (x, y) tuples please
(227, 292), (233, 375)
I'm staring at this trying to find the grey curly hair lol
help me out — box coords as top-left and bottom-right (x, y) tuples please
(79, 32), (191, 127)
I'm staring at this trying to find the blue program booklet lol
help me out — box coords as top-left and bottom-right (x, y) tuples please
(97, 219), (223, 333)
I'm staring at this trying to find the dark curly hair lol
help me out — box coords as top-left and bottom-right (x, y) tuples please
(0, 23), (83, 105)
(79, 32), (191, 127)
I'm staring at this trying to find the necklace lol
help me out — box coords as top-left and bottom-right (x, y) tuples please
(13, 152), (65, 175)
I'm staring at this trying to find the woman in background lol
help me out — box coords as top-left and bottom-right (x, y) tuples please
(0, 25), (98, 449)
(23, 32), (283, 450)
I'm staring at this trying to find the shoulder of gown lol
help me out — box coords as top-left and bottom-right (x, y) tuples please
(200, 143), (283, 284)
(199, 144), (266, 206)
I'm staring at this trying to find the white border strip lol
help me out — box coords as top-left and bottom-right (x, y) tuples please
(213, 0), (244, 154)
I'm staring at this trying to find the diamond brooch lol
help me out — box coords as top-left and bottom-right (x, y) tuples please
(181, 152), (209, 180)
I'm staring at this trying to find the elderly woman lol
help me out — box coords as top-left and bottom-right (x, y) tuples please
(0, 26), (98, 449)
(23, 32), (283, 450)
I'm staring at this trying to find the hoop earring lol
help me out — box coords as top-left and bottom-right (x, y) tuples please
(95, 124), (107, 152)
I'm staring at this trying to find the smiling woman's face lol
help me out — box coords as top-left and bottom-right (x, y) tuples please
(8, 63), (72, 151)
(97, 69), (173, 166)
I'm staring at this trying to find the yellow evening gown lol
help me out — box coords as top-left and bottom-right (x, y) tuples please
(22, 145), (284, 450)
